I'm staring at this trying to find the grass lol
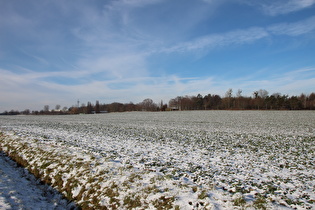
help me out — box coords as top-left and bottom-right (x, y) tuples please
(152, 196), (175, 209)
(253, 195), (267, 210)
(198, 189), (208, 199)
(233, 195), (246, 207)
(123, 194), (142, 208)
(1, 111), (315, 209)
(0, 131), (312, 209)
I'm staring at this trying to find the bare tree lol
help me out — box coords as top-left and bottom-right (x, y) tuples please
(225, 88), (233, 108)
(22, 109), (30, 115)
(236, 89), (242, 98)
(141, 98), (157, 111)
(236, 89), (242, 109)
(55, 104), (61, 110)
(225, 88), (233, 98)
(95, 100), (100, 113)
(44, 105), (50, 112)
(258, 89), (269, 99)
(62, 107), (68, 112)
(86, 102), (93, 114)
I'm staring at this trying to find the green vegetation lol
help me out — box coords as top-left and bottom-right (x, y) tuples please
(1, 111), (314, 209)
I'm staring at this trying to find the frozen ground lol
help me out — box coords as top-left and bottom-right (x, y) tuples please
(0, 111), (314, 209)
(0, 151), (76, 209)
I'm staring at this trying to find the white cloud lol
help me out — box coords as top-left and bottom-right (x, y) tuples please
(0, 5), (36, 30)
(230, 67), (315, 96)
(258, 0), (315, 16)
(162, 27), (269, 53)
(293, 67), (315, 73)
(101, 0), (166, 32)
(1, 1), (315, 112)
(161, 15), (315, 55)
(1, 64), (315, 112)
(109, 0), (164, 8)
(268, 16), (315, 36)
(78, 53), (148, 80)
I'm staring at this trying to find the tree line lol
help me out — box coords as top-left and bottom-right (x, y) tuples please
(169, 89), (315, 111)
(1, 89), (315, 115)
(1, 98), (163, 115)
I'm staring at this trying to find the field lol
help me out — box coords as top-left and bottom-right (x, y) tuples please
(0, 111), (314, 209)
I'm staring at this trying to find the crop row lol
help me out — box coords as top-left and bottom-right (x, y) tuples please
(0, 111), (314, 209)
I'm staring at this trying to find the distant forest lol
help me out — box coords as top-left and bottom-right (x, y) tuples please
(2, 89), (315, 115)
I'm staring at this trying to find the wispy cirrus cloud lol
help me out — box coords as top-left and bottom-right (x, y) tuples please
(2, 63), (314, 111)
(1, 0), (315, 112)
(256, 0), (315, 16)
(162, 27), (268, 53)
(106, 0), (165, 9)
(268, 16), (315, 36)
(161, 15), (315, 54)
(77, 53), (149, 80)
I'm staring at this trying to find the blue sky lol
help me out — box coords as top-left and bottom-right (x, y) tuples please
(1, 0), (315, 111)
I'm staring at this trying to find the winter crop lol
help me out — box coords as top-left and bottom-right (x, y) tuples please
(0, 111), (314, 209)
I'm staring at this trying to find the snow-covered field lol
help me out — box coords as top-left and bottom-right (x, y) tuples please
(0, 111), (314, 209)
(0, 151), (76, 209)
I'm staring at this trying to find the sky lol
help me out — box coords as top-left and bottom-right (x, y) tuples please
(1, 0), (315, 112)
